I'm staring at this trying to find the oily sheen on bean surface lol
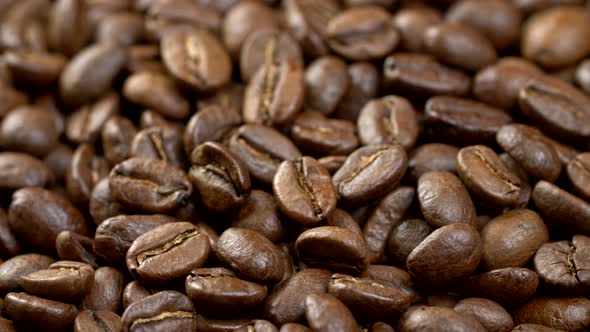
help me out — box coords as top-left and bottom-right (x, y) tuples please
(2, 0), (590, 331)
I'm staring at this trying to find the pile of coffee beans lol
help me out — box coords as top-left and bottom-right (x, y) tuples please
(1, 0), (590, 331)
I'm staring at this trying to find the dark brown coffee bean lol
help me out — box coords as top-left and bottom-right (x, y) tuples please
(482, 209), (548, 271)
(2, 50), (67, 87)
(145, 0), (221, 41)
(273, 157), (337, 226)
(264, 269), (332, 325)
(567, 153), (590, 201)
(109, 157), (192, 213)
(101, 115), (137, 166)
(332, 61), (379, 121)
(407, 223), (481, 287)
(132, 126), (185, 168)
(326, 5), (398, 61)
(423, 22), (497, 71)
(127, 222), (211, 284)
(18, 261), (94, 302)
(513, 0), (585, 13)
(512, 324), (564, 332)
(59, 43), (127, 106)
(284, 0), (341, 57)
(194, 316), (251, 331)
(0, 0), (49, 51)
(241, 29), (303, 83)
(0, 105), (60, 157)
(0, 254), (54, 293)
(383, 53), (471, 97)
(533, 181), (590, 236)
(185, 267), (267, 313)
(326, 208), (363, 236)
(126, 44), (166, 74)
(121, 291), (196, 332)
(184, 104), (241, 156)
(73, 310), (121, 332)
(0, 152), (54, 190)
(4, 292), (78, 332)
(189, 141), (251, 213)
(513, 297), (590, 331)
(97, 11), (145, 46)
(408, 143), (459, 181)
(496, 124), (561, 182)
(363, 186), (415, 263)
(304, 56), (349, 116)
(94, 214), (176, 266)
(454, 298), (514, 332)
(279, 323), (312, 332)
(576, 59), (590, 94)
(66, 143), (109, 207)
(228, 124), (302, 185)
(305, 293), (360, 332)
(457, 145), (525, 207)
(333, 144), (408, 204)
(360, 264), (419, 304)
(296, 226), (369, 274)
(291, 111), (358, 156)
(122, 281), (152, 309)
(197, 83), (245, 115)
(519, 75), (590, 139)
(231, 190), (285, 243)
(0, 82), (27, 118)
(215, 227), (288, 283)
(387, 219), (431, 266)
(0, 318), (16, 332)
(523, 6), (590, 68)
(161, 29), (231, 92)
(222, 1), (280, 56)
(418, 171), (476, 228)
(65, 92), (120, 145)
(425, 96), (512, 145)
(543, 136), (578, 166)
(243, 60), (304, 126)
(446, 0), (521, 50)
(55, 231), (98, 268)
(81, 267), (124, 312)
(123, 71), (190, 120)
(399, 306), (486, 332)
(0, 208), (20, 258)
(462, 267), (539, 306)
(318, 155), (347, 175)
(89, 178), (127, 226)
(9, 187), (87, 253)
(357, 95), (419, 150)
(48, 0), (89, 56)
(392, 7), (441, 53)
(534, 235), (590, 294)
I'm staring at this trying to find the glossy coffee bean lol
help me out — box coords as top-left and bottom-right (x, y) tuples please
(566, 153), (590, 200)
(231, 190), (285, 243)
(96, 11), (145, 46)
(66, 143), (109, 207)
(513, 297), (590, 332)
(131, 126), (185, 168)
(462, 267), (539, 306)
(387, 219), (432, 267)
(304, 56), (349, 116)
(144, 0), (221, 41)
(65, 92), (120, 145)
(81, 267), (124, 312)
(4, 292), (78, 332)
(393, 7), (442, 53)
(0, 105), (60, 157)
(121, 291), (196, 332)
(48, 0), (88, 56)
(127, 222), (211, 285)
(408, 143), (459, 181)
(3, 50), (67, 87)
(399, 306), (486, 332)
(55, 231), (98, 268)
(305, 293), (360, 332)
(0, 254), (54, 293)
(532, 181), (590, 236)
(88, 178), (127, 226)
(73, 310), (122, 332)
(0, 208), (20, 258)
(0, 152), (54, 190)
(291, 111), (358, 156)
(18, 261), (94, 302)
(332, 61), (379, 121)
(184, 104), (241, 156)
(453, 297), (514, 332)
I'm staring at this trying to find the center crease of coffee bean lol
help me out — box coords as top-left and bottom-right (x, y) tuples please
(294, 159), (323, 219)
(525, 84), (587, 119)
(130, 311), (194, 328)
(259, 36), (279, 126)
(339, 147), (389, 192)
(202, 163), (242, 196)
(567, 242), (581, 283)
(148, 131), (169, 161)
(185, 35), (206, 84)
(238, 138), (282, 164)
(473, 149), (520, 193)
(136, 229), (199, 265)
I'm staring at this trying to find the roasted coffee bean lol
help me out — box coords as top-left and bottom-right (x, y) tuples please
(122, 281), (152, 309)
(96, 11), (145, 46)
(305, 293), (360, 332)
(399, 306), (486, 332)
(101, 115), (137, 166)
(194, 316), (252, 331)
(576, 59), (590, 94)
(185, 267), (267, 313)
(237, 320), (278, 332)
(291, 111), (358, 156)
(333, 144), (408, 204)
(566, 153), (590, 201)
(8, 187), (87, 253)
(0, 254), (54, 293)
(304, 56), (349, 116)
(326, 208), (363, 236)
(127, 222), (210, 284)
(48, 0), (88, 56)
(512, 324), (564, 332)
(481, 209), (549, 270)
(81, 267), (124, 312)
(318, 155), (347, 175)
(462, 267), (539, 306)
(215, 227), (288, 283)
(279, 323), (312, 332)
(109, 157), (192, 213)
(296, 226), (369, 274)
(363, 186), (414, 263)
(88, 178), (127, 226)
(360, 264), (419, 304)
(55, 231), (98, 268)
(0, 105), (60, 157)
(325, 5), (398, 61)
(2, 50), (67, 87)
(231, 190), (284, 243)
(518, 75), (590, 139)
(0, 208), (20, 258)
(332, 61), (379, 121)
(66, 143), (109, 207)
(73, 310), (121, 332)
(418, 171), (476, 228)
(532, 181), (590, 236)
(126, 44), (166, 74)
(0, 152), (54, 190)
(184, 104), (241, 156)
(357, 95), (419, 150)
(534, 235), (590, 294)
(130, 126), (185, 169)
(243, 60), (304, 126)
(523, 6), (590, 68)
(59, 43), (127, 106)
(497, 124), (561, 182)
(145, 0), (221, 41)
(408, 143), (459, 181)
(0, 82), (28, 118)
(383, 53), (471, 97)
(513, 0), (585, 13)
(393, 7), (441, 53)
(273, 157), (337, 226)
(161, 29), (231, 92)
(18, 261), (94, 302)
(0, 318), (16, 332)
(407, 223), (481, 287)
(457, 145), (525, 207)
(65, 92), (120, 145)
(189, 141), (251, 212)
(387, 219), (432, 266)
(264, 269), (332, 325)
(121, 291), (196, 332)
(228, 124), (302, 185)
(453, 298), (514, 332)
(513, 297), (590, 331)
(4, 292), (78, 332)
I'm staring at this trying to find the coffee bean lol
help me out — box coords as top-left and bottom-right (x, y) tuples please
(127, 222), (210, 284)
(66, 143), (109, 207)
(81, 266), (124, 312)
(462, 267), (539, 306)
(273, 157), (337, 226)
(122, 281), (152, 309)
(231, 190), (285, 243)
(0, 208), (20, 258)
(512, 324), (562, 332)
(195, 316), (251, 331)
(576, 59), (590, 94)
(360, 264), (419, 304)
(332, 61), (379, 121)
(513, 297), (590, 331)
(101, 115), (137, 166)
(0, 318), (15, 332)
(65, 92), (120, 145)
(132, 126), (185, 169)
(566, 153), (590, 201)
(291, 112), (358, 156)
(305, 293), (360, 332)
(184, 105), (241, 156)
(393, 7), (441, 53)
(513, 0), (585, 14)
(125, 44), (166, 74)
(97, 11), (145, 46)
(0, 82), (27, 118)
(387, 219), (432, 266)
(0, 105), (60, 157)
(48, 0), (88, 56)
(88, 178), (127, 226)
(2, 50), (67, 87)
(296, 226), (369, 274)
(0, 152), (54, 190)
(400, 306), (487, 332)
(18, 260), (94, 302)
(408, 143), (459, 181)
(304, 56), (349, 115)
(121, 291), (196, 332)
(4, 292), (78, 332)
(532, 181), (590, 236)
(55, 231), (98, 268)
(73, 310), (121, 332)
(161, 29), (231, 92)
(0, 254), (54, 293)
(453, 298), (514, 332)
(109, 157), (192, 213)
(407, 223), (481, 287)
(145, 0), (221, 41)
(279, 323), (312, 332)
(318, 155), (347, 175)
